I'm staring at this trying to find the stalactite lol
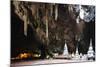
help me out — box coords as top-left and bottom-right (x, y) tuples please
(23, 15), (28, 36)
(79, 5), (84, 20)
(50, 4), (53, 17)
(13, 1), (29, 36)
(45, 6), (49, 46)
(55, 5), (58, 21)
(45, 10), (48, 41)
(76, 16), (80, 24)
(22, 5), (29, 36)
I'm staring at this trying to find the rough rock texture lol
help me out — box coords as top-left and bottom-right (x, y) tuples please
(11, 1), (95, 58)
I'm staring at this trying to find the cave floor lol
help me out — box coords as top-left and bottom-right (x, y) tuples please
(11, 59), (93, 66)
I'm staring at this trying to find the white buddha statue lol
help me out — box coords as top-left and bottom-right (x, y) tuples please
(87, 39), (95, 60)
(63, 40), (69, 56)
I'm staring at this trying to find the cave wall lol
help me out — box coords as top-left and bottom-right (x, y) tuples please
(11, 1), (95, 57)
